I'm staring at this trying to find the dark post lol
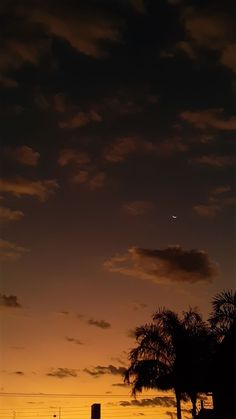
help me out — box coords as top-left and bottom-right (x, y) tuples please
(91, 404), (101, 419)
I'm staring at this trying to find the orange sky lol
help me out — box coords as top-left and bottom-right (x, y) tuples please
(0, 0), (235, 418)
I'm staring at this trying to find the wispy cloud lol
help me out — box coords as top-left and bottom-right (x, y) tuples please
(104, 137), (155, 163)
(59, 110), (102, 129)
(120, 397), (176, 408)
(0, 0), (122, 82)
(29, 4), (121, 59)
(104, 246), (218, 284)
(0, 206), (24, 222)
(194, 185), (236, 217)
(4, 146), (40, 166)
(122, 200), (155, 216)
(87, 319), (111, 329)
(47, 368), (78, 379)
(0, 177), (59, 201)
(0, 238), (29, 262)
(65, 337), (83, 345)
(84, 365), (126, 378)
(180, 108), (236, 130)
(194, 154), (235, 168)
(58, 149), (90, 167)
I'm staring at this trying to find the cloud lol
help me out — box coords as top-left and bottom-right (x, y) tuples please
(194, 185), (236, 218)
(183, 12), (231, 50)
(58, 149), (90, 167)
(0, 74), (18, 88)
(212, 185), (231, 195)
(0, 206), (24, 222)
(65, 337), (83, 345)
(0, 293), (22, 308)
(0, 38), (50, 72)
(13, 371), (24, 375)
(73, 170), (106, 190)
(180, 9), (236, 73)
(0, 0), (122, 83)
(120, 397), (176, 408)
(88, 172), (106, 190)
(220, 42), (236, 73)
(180, 109), (236, 130)
(122, 200), (155, 216)
(104, 246), (218, 284)
(58, 149), (105, 190)
(4, 146), (40, 166)
(0, 177), (59, 201)
(131, 302), (148, 311)
(175, 41), (196, 59)
(84, 365), (126, 378)
(30, 4), (121, 59)
(47, 368), (78, 379)
(87, 319), (111, 329)
(0, 238), (29, 262)
(59, 110), (102, 129)
(194, 154), (235, 168)
(104, 137), (155, 163)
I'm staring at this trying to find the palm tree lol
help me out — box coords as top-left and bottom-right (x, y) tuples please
(208, 289), (236, 419)
(125, 313), (183, 419)
(125, 308), (212, 419)
(209, 289), (236, 336)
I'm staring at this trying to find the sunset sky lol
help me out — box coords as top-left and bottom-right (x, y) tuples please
(0, 0), (235, 418)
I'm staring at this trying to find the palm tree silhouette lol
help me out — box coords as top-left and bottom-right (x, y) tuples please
(125, 308), (211, 419)
(208, 290), (236, 419)
(209, 289), (236, 336)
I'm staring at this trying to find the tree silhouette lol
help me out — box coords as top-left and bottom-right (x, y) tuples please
(208, 290), (236, 419)
(125, 308), (212, 419)
(125, 291), (235, 419)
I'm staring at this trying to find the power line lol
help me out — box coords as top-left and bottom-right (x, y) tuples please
(0, 392), (162, 398)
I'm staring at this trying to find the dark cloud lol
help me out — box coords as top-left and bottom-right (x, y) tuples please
(65, 337), (83, 345)
(120, 397), (176, 408)
(84, 364), (126, 378)
(13, 371), (24, 375)
(87, 319), (111, 329)
(47, 368), (78, 378)
(104, 246), (218, 284)
(0, 293), (21, 308)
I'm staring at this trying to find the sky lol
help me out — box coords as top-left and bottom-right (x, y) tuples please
(0, 0), (235, 418)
